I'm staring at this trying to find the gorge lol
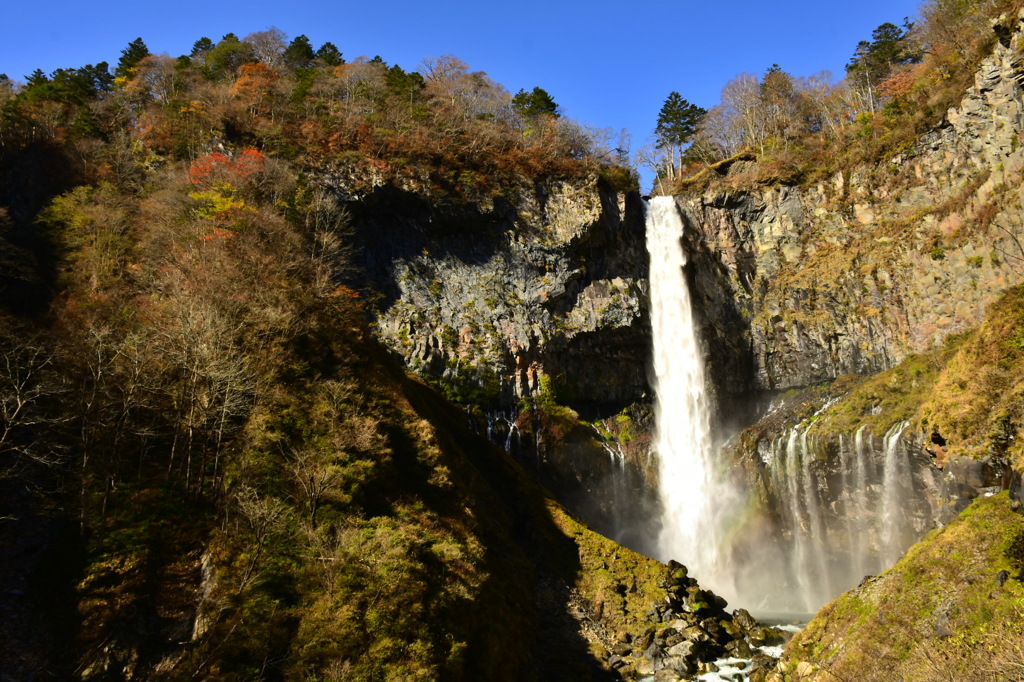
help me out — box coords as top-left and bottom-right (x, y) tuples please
(3, 2), (1024, 680)
(353, 7), (1024, 676)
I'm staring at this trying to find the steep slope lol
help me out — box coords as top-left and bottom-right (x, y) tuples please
(339, 173), (659, 550)
(0, 36), (679, 680)
(775, 491), (1024, 682)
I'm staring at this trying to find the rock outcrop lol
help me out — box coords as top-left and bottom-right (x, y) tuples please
(676, 9), (1024, 397)
(339, 177), (650, 417)
(607, 561), (786, 681)
(326, 175), (657, 541)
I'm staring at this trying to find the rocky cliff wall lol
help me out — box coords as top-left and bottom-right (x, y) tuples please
(335, 177), (650, 417)
(317, 175), (657, 543)
(677, 10), (1024, 396)
(716, 372), (1018, 614)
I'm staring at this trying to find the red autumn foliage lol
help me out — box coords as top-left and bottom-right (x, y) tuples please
(188, 148), (266, 189)
(878, 68), (920, 101)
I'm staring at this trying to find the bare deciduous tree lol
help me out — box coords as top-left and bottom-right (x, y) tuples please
(243, 28), (287, 67)
(287, 447), (341, 529)
(235, 485), (290, 592)
(305, 189), (354, 296)
(0, 329), (58, 476)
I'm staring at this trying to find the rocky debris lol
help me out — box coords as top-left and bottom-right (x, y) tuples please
(609, 561), (783, 681)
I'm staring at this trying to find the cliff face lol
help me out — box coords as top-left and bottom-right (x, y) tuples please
(338, 177), (650, 417)
(678, 10), (1024, 396)
(714, 276), (1024, 613)
(307, 175), (659, 548)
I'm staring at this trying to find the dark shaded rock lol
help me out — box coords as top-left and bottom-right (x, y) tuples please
(644, 642), (664, 664)
(936, 610), (954, 638)
(635, 628), (655, 652)
(726, 638), (753, 658)
(732, 608), (758, 631)
(653, 668), (683, 682)
(665, 655), (697, 675)
(699, 617), (727, 643)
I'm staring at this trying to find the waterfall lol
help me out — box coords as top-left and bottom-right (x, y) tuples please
(880, 421), (911, 566)
(851, 425), (871, 579)
(645, 196), (926, 615)
(646, 196), (737, 599)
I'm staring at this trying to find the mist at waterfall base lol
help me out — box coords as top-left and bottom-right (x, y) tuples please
(643, 197), (927, 616)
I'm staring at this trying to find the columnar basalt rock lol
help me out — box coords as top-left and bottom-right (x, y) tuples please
(674, 10), (1024, 399)
(339, 177), (651, 417)
(328, 177), (657, 541)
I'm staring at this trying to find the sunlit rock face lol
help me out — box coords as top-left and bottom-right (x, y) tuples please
(673, 19), (1024, 396)
(341, 177), (651, 415)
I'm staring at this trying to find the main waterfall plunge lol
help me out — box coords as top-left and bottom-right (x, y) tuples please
(646, 197), (740, 598)
(645, 197), (930, 615)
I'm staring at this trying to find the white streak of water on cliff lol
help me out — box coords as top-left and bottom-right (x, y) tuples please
(852, 425), (870, 579)
(881, 421), (911, 566)
(646, 197), (735, 598)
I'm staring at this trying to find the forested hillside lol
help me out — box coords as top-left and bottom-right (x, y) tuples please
(648, 0), (1022, 193)
(0, 29), (660, 681)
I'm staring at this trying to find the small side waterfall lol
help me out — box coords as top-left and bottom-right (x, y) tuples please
(484, 410), (521, 458)
(881, 421), (912, 566)
(762, 421), (924, 612)
(646, 197), (739, 600)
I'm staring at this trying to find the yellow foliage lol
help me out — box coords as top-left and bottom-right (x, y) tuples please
(189, 186), (250, 224)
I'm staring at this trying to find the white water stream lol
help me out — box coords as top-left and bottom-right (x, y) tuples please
(645, 197), (925, 615)
(646, 197), (739, 601)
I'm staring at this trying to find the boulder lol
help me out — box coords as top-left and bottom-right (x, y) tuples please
(666, 640), (696, 659)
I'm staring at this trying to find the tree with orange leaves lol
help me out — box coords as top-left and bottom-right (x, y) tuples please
(230, 62), (281, 117)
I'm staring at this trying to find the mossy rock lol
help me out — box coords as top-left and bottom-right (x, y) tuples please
(780, 491), (1024, 681)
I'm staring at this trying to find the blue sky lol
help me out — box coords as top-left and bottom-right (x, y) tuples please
(3, 0), (922, 188)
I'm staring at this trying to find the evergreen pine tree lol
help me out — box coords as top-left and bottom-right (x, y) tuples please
(315, 42), (344, 67)
(512, 87), (559, 119)
(191, 37), (214, 56)
(654, 92), (705, 151)
(284, 35), (315, 69)
(847, 22), (922, 86)
(115, 37), (151, 78)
